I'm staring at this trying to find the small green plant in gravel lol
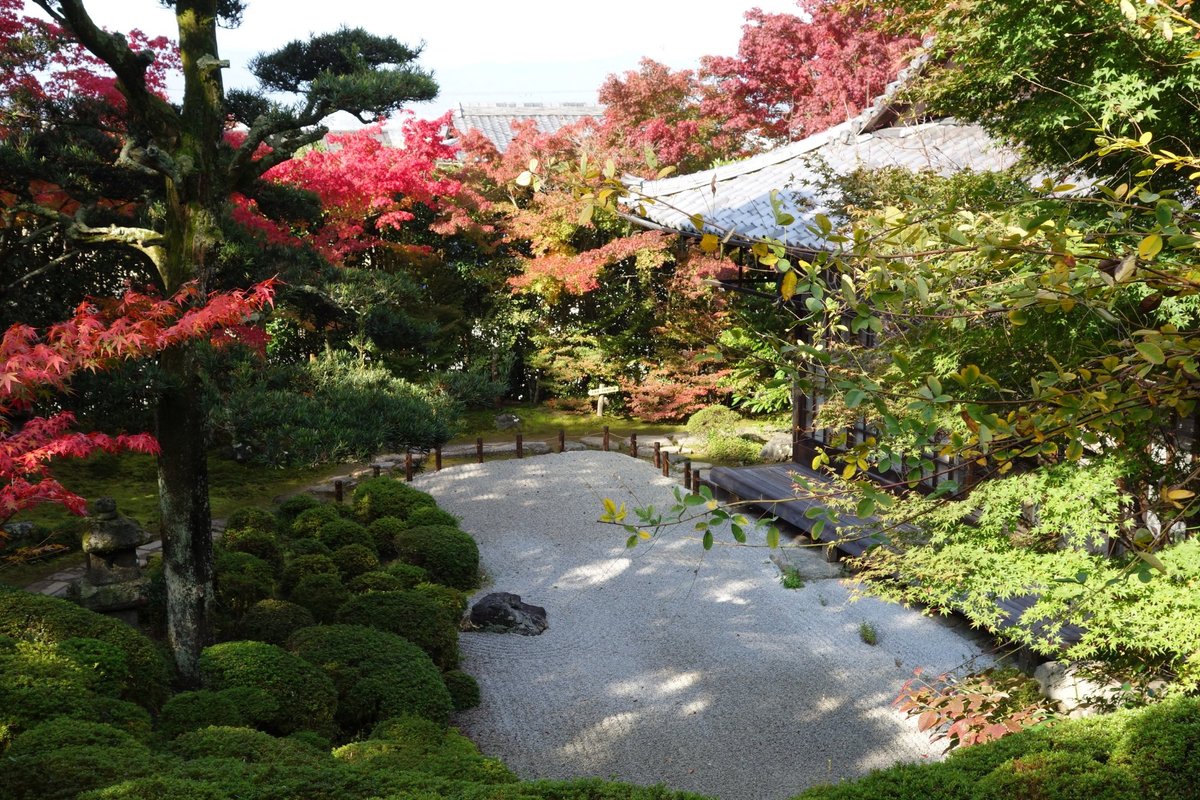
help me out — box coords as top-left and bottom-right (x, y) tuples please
(780, 566), (806, 589)
(859, 622), (878, 646)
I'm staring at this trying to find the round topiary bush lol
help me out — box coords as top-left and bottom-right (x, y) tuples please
(703, 433), (762, 464)
(974, 750), (1139, 800)
(352, 477), (436, 523)
(275, 493), (322, 529)
(221, 527), (284, 575)
(686, 403), (741, 436)
(238, 599), (316, 645)
(290, 504), (343, 540)
(347, 570), (405, 594)
(366, 516), (406, 559)
(443, 670), (481, 711)
(83, 696), (153, 742)
(170, 725), (329, 766)
(280, 553), (338, 595)
(156, 690), (244, 739)
(393, 525), (480, 591)
(288, 624), (453, 733)
(290, 573), (350, 624)
(56, 637), (129, 698)
(338, 714), (517, 785)
(213, 550), (276, 619)
(413, 582), (469, 620)
(0, 587), (169, 709)
(406, 505), (460, 528)
(224, 506), (277, 535)
(1, 719), (154, 800)
(77, 776), (229, 800)
(198, 641), (337, 736)
(336, 590), (459, 670)
(1115, 696), (1200, 800)
(284, 537), (333, 558)
(332, 543), (380, 580)
(384, 561), (429, 588)
(317, 518), (376, 555)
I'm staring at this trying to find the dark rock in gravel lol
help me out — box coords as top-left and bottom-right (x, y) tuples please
(469, 592), (548, 635)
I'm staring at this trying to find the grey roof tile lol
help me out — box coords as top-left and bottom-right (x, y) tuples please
(451, 103), (604, 153)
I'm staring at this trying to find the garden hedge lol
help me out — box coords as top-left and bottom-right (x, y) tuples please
(352, 477), (436, 523)
(393, 524), (480, 590)
(238, 598), (316, 645)
(336, 590), (459, 670)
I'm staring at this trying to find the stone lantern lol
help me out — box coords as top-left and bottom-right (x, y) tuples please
(76, 498), (154, 625)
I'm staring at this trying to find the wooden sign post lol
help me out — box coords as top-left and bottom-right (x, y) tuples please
(586, 384), (620, 416)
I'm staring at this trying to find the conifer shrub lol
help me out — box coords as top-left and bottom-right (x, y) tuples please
(407, 505), (460, 528)
(156, 690), (245, 739)
(214, 550), (276, 618)
(384, 560), (429, 588)
(318, 518), (376, 555)
(366, 515), (407, 559)
(198, 641), (336, 736)
(443, 669), (481, 711)
(352, 477), (436, 523)
(413, 581), (469, 620)
(56, 637), (129, 697)
(347, 570), (405, 594)
(238, 599), (316, 645)
(336, 590), (459, 670)
(288, 624), (453, 733)
(973, 751), (1139, 800)
(290, 573), (350, 624)
(170, 725), (330, 766)
(78, 776), (229, 800)
(225, 506), (277, 535)
(1, 719), (156, 800)
(686, 403), (741, 436)
(285, 537), (333, 558)
(280, 554), (338, 595)
(1114, 696), (1200, 800)
(334, 714), (517, 785)
(0, 587), (169, 709)
(222, 527), (284, 574)
(393, 525), (480, 590)
(275, 494), (322, 529)
(332, 543), (380, 580)
(290, 504), (343, 540)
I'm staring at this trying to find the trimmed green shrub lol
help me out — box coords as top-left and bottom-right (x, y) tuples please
(198, 641), (337, 735)
(239, 599), (316, 645)
(285, 537), (333, 558)
(225, 507), (277, 535)
(974, 751), (1139, 800)
(384, 561), (429, 588)
(56, 637), (129, 697)
(84, 696), (153, 742)
(289, 624), (453, 733)
(335, 715), (517, 785)
(407, 506), (460, 528)
(1114, 696), (1200, 800)
(214, 550), (276, 618)
(291, 573), (350, 623)
(337, 590), (459, 670)
(352, 477), (436, 523)
(276, 494), (322, 529)
(318, 518), (376, 555)
(702, 433), (761, 464)
(157, 690), (244, 739)
(773, 762), (974, 800)
(332, 543), (380, 580)
(171, 725), (330, 766)
(393, 525), (480, 590)
(413, 581), (469, 620)
(222, 527), (284, 574)
(366, 515), (406, 559)
(291, 504), (343, 540)
(347, 570), (405, 594)
(686, 403), (741, 436)
(281, 554), (338, 595)
(78, 776), (229, 800)
(0, 586), (169, 709)
(1, 719), (156, 800)
(444, 669), (481, 711)
(287, 729), (333, 753)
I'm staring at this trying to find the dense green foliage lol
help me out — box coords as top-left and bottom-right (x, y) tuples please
(198, 641), (338, 735)
(290, 573), (351, 623)
(353, 477), (438, 523)
(336, 590), (459, 670)
(237, 599), (316, 646)
(392, 525), (480, 590)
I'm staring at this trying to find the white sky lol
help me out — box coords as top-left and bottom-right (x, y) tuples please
(40, 0), (803, 123)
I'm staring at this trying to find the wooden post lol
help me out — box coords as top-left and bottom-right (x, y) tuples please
(334, 480), (344, 503)
(683, 459), (692, 491)
(603, 426), (610, 452)
(476, 437), (484, 463)
(558, 429), (565, 453)
(653, 441), (661, 468)
(405, 453), (413, 482)
(630, 433), (638, 459)
(435, 447), (442, 471)
(372, 465), (380, 478)
(516, 433), (524, 459)
(662, 455), (670, 477)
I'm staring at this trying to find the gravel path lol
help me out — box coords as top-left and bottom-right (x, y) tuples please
(415, 451), (994, 800)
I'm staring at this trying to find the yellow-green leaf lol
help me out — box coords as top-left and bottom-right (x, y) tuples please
(1139, 233), (1163, 260)
(781, 269), (798, 301)
(1166, 489), (1195, 500)
(700, 233), (719, 253)
(1135, 342), (1166, 365)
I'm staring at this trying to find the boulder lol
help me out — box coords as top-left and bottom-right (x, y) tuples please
(760, 434), (793, 463)
(468, 592), (548, 636)
(495, 413), (522, 431)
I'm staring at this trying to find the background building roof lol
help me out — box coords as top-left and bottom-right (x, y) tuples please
(450, 103), (604, 153)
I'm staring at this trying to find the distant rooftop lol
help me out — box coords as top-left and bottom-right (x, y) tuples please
(450, 102), (604, 153)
